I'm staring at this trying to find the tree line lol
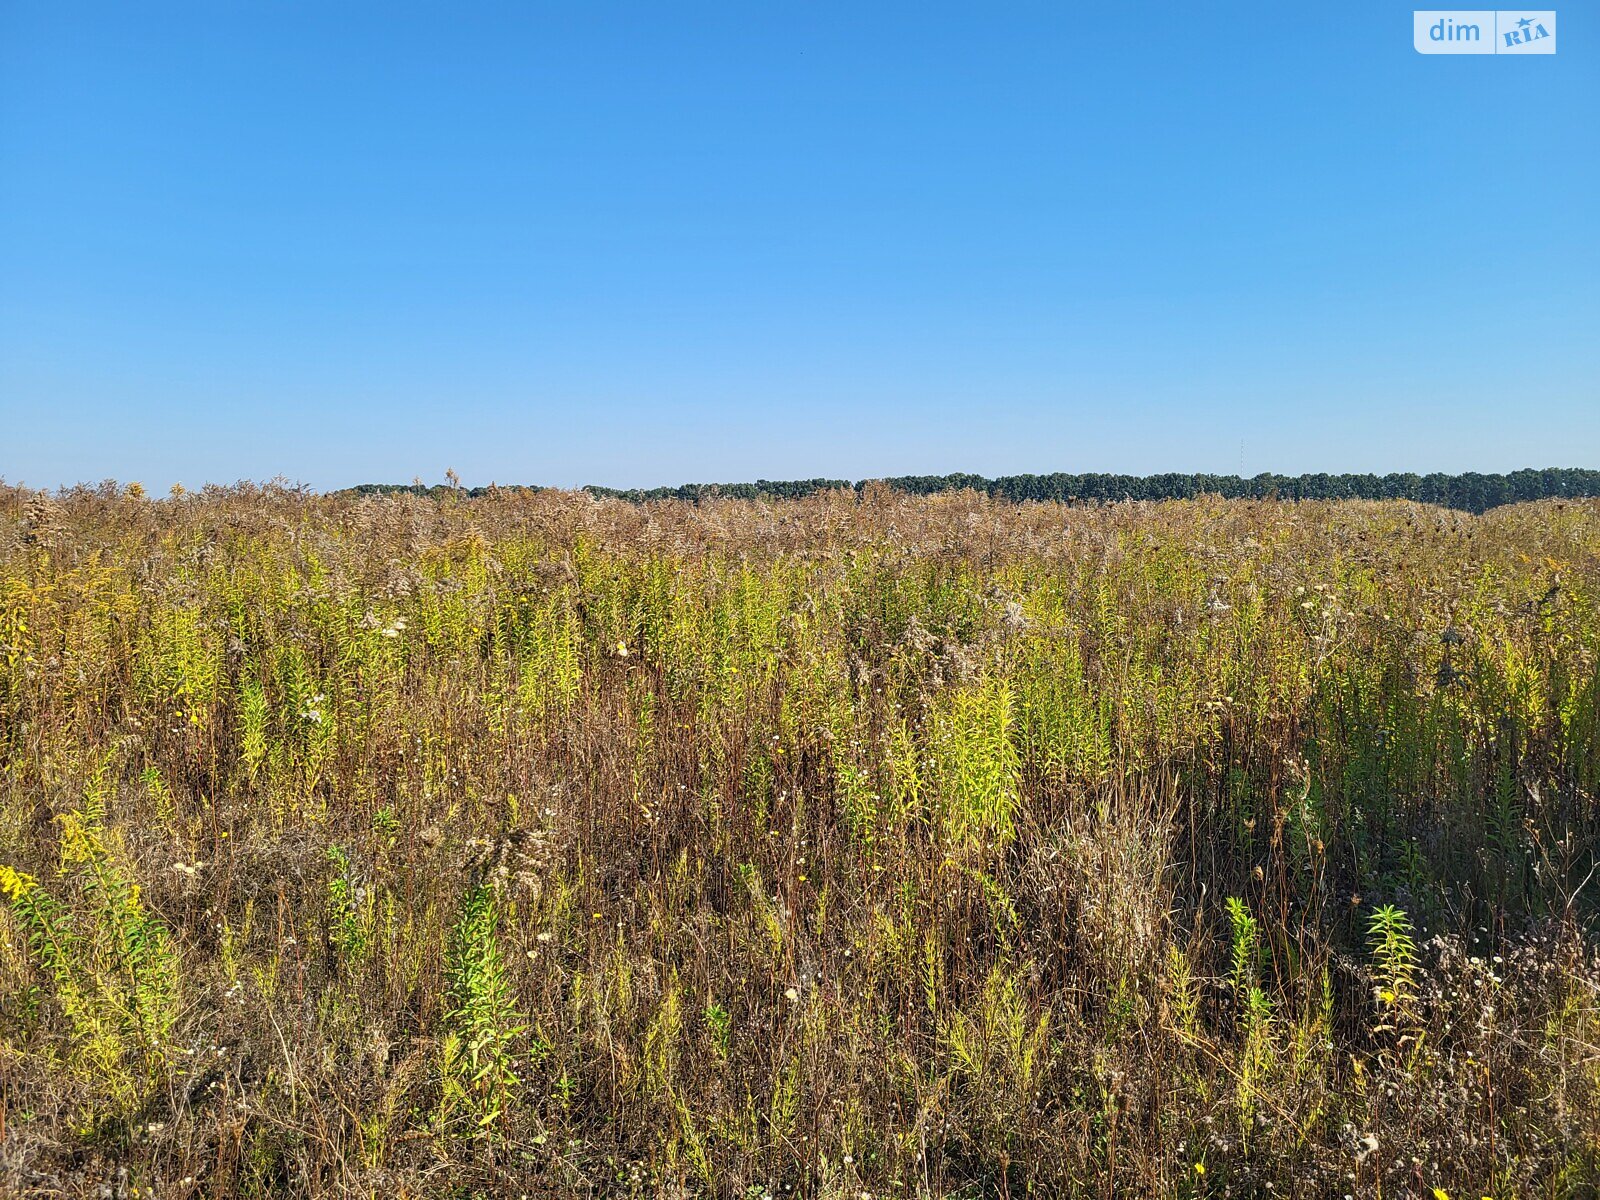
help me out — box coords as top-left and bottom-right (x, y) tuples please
(346, 467), (1600, 513)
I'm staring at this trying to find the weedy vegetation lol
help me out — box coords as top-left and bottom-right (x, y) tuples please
(1, 480), (1598, 1197)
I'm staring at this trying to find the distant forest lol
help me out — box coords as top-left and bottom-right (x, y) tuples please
(346, 467), (1600, 514)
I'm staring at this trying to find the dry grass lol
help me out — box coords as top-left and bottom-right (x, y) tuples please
(1, 480), (1598, 1198)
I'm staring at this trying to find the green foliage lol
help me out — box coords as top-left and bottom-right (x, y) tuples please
(325, 845), (371, 967)
(944, 962), (1052, 1112)
(703, 1001), (731, 1059)
(439, 881), (524, 1133)
(1, 796), (179, 1111)
(933, 678), (1021, 851)
(1368, 903), (1419, 1019)
(1226, 896), (1262, 997)
(352, 468), (1600, 514)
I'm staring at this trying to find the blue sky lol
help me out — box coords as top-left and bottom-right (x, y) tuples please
(2, 3), (1596, 491)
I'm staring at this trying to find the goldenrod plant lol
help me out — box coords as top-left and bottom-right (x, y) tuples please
(2, 787), (179, 1116)
(439, 880), (524, 1134)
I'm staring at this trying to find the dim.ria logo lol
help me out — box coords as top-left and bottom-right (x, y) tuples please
(1413, 10), (1556, 53)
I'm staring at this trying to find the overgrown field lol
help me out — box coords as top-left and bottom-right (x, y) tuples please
(3, 484), (1599, 1198)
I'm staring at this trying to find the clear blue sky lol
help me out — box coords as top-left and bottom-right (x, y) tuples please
(2, 3), (1596, 491)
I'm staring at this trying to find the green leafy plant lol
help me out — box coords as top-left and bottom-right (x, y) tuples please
(438, 881), (524, 1133)
(1, 795), (179, 1111)
(325, 844), (371, 968)
(1368, 903), (1418, 1022)
(1225, 896), (1262, 997)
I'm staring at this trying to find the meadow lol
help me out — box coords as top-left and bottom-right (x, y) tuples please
(2, 482), (1598, 1198)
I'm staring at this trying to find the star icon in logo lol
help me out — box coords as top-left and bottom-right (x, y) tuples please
(1517, 16), (1534, 29)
